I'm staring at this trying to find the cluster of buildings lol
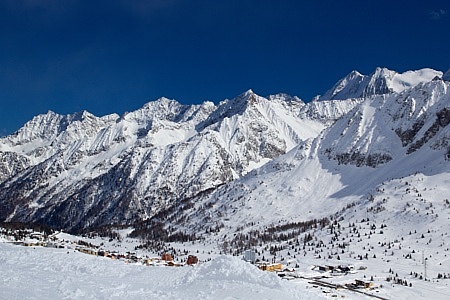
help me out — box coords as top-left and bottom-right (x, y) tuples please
(3, 230), (199, 267)
(243, 250), (375, 291)
(75, 245), (199, 267)
(243, 250), (284, 273)
(314, 264), (356, 274)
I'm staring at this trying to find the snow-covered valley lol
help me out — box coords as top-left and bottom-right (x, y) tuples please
(1, 66), (450, 299)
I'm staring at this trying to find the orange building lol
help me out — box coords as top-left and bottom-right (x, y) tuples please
(161, 253), (173, 261)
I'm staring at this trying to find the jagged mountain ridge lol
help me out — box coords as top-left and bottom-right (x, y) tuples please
(318, 67), (442, 101)
(323, 80), (450, 166)
(0, 89), (356, 230)
(0, 67), (448, 232)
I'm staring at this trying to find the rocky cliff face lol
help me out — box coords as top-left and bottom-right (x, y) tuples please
(321, 80), (450, 167)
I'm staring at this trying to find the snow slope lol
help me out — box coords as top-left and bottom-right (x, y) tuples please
(0, 242), (322, 300)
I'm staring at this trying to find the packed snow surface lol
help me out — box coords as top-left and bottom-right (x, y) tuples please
(0, 243), (322, 300)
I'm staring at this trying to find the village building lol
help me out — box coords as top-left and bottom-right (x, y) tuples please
(186, 255), (198, 265)
(78, 247), (98, 256)
(166, 261), (180, 267)
(243, 250), (256, 264)
(258, 263), (283, 272)
(145, 257), (165, 266)
(30, 232), (44, 240)
(355, 279), (374, 289)
(161, 253), (173, 262)
(23, 242), (35, 247)
(339, 265), (355, 273)
(316, 264), (355, 274)
(23, 241), (46, 247)
(45, 241), (59, 248)
(317, 265), (331, 272)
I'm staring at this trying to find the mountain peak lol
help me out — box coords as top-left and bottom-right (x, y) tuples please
(244, 88), (255, 95)
(348, 70), (363, 77)
(373, 67), (391, 74)
(317, 70), (366, 101)
(142, 97), (181, 109)
(67, 110), (95, 123)
(233, 89), (261, 106)
(318, 67), (442, 101)
(237, 89), (258, 100)
(268, 93), (303, 103)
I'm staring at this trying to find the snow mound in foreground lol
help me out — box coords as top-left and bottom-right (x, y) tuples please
(176, 255), (321, 299)
(0, 243), (322, 300)
(181, 255), (281, 288)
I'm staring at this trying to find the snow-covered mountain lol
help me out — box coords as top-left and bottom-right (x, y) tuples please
(170, 78), (450, 235)
(318, 67), (442, 100)
(3, 66), (450, 300)
(0, 89), (356, 231)
(0, 67), (449, 237)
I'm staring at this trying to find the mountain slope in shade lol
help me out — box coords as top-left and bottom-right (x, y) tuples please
(0, 90), (356, 230)
(318, 67), (442, 100)
(443, 68), (450, 81)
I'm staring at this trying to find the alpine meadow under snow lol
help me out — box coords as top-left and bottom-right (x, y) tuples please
(1, 67), (450, 299)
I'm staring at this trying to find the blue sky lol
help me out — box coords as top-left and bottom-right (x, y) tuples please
(0, 0), (449, 135)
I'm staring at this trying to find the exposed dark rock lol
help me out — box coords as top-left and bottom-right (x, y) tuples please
(328, 150), (392, 168)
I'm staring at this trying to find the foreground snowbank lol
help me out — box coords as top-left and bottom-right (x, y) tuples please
(0, 243), (321, 300)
